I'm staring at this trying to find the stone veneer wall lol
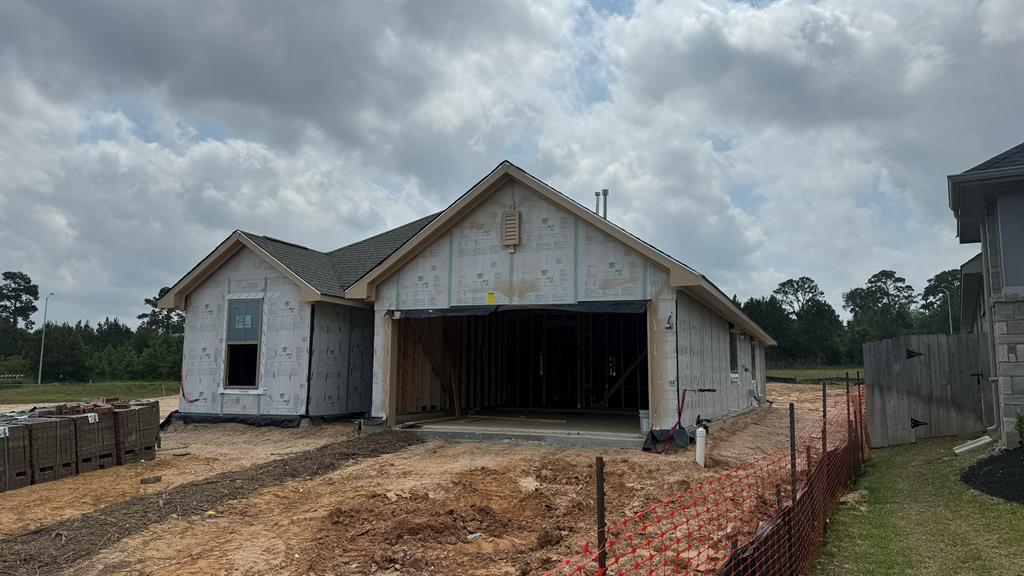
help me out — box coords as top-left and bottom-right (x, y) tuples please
(994, 294), (1024, 447)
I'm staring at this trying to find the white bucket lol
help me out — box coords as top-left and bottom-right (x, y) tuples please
(638, 409), (650, 434)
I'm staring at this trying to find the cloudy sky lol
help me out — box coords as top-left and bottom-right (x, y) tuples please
(1, 0), (1022, 327)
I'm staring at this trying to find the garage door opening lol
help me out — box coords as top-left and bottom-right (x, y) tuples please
(393, 305), (649, 443)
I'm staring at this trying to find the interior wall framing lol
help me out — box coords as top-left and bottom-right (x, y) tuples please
(390, 311), (649, 418)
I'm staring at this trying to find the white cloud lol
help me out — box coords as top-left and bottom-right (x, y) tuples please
(0, 0), (1020, 325)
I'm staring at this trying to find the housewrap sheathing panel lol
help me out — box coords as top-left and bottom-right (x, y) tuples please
(376, 182), (655, 309)
(308, 304), (374, 416)
(370, 182), (758, 426)
(665, 291), (759, 429)
(180, 248), (310, 416)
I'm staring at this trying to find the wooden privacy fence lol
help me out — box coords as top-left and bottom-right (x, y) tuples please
(864, 334), (984, 448)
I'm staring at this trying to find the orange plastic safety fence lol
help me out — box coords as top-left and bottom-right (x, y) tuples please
(545, 385), (868, 576)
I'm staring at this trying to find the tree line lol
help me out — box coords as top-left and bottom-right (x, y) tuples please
(0, 271), (183, 383)
(739, 269), (961, 366)
(0, 265), (963, 382)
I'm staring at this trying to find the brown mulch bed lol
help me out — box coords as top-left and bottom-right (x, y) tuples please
(0, 431), (422, 576)
(961, 446), (1024, 505)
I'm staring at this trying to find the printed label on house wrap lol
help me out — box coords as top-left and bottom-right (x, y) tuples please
(87, 413), (99, 424)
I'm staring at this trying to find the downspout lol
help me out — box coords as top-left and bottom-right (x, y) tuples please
(987, 377), (1000, 432)
(960, 213), (1001, 433)
(304, 303), (316, 417)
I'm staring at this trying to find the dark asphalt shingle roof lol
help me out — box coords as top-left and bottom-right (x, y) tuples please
(964, 141), (1024, 173)
(328, 213), (441, 290)
(240, 213), (437, 297)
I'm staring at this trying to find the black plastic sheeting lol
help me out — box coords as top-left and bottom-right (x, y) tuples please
(642, 428), (691, 453)
(716, 506), (793, 575)
(395, 300), (649, 319)
(161, 410), (302, 430)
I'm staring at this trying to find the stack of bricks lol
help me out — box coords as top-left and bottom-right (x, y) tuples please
(994, 295), (1024, 447)
(0, 399), (160, 493)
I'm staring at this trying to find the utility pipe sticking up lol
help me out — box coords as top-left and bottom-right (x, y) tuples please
(695, 427), (707, 467)
(595, 190), (601, 214)
(601, 188), (609, 219)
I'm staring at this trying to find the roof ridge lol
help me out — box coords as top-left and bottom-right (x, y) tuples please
(329, 212), (442, 254)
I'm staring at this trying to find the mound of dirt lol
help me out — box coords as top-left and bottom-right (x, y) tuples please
(305, 459), (601, 575)
(961, 446), (1024, 505)
(0, 431), (422, 576)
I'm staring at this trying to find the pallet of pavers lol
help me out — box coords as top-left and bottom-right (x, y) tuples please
(0, 398), (160, 493)
(0, 417), (32, 493)
(131, 400), (160, 461)
(89, 405), (119, 469)
(60, 410), (106, 473)
(111, 402), (140, 465)
(111, 400), (160, 465)
(23, 417), (77, 483)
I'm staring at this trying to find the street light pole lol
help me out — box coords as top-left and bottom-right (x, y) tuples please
(941, 287), (953, 335)
(37, 292), (54, 385)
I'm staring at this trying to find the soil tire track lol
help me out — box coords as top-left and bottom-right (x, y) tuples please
(0, 430), (422, 576)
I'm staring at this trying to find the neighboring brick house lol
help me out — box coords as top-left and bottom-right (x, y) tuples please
(949, 141), (1024, 447)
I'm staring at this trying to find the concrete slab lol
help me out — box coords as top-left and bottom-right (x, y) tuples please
(399, 411), (645, 449)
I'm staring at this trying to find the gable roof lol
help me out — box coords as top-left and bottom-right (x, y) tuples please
(345, 161), (776, 346)
(157, 215), (436, 310)
(963, 141), (1024, 173)
(241, 233), (345, 297)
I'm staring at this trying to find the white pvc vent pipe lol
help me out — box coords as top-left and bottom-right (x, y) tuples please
(695, 427), (707, 468)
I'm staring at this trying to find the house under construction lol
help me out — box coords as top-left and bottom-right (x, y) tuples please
(160, 162), (774, 445)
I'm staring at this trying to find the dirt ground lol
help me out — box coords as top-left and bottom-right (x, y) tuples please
(767, 381), (848, 416)
(0, 418), (356, 536)
(1, 383), (847, 575)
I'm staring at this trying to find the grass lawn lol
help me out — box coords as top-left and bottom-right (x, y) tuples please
(813, 437), (1024, 576)
(0, 381), (174, 405)
(768, 366), (864, 381)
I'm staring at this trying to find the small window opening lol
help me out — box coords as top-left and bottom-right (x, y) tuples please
(225, 298), (262, 389)
(226, 344), (259, 388)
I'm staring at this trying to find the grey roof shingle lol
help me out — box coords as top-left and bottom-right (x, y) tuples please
(240, 233), (345, 296)
(964, 141), (1024, 173)
(328, 213), (440, 290)
(240, 213), (437, 297)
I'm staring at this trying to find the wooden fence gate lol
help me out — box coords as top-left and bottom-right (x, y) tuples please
(864, 334), (985, 448)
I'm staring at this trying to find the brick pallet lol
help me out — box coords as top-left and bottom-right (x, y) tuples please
(0, 420), (32, 492)
(132, 401), (161, 460)
(23, 417), (77, 483)
(62, 413), (103, 473)
(0, 400), (160, 493)
(91, 407), (118, 469)
(113, 407), (141, 465)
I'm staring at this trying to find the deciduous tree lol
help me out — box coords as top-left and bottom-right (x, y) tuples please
(773, 276), (825, 316)
(0, 271), (39, 329)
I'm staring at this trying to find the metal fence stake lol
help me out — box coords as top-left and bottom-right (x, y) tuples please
(789, 403), (797, 573)
(596, 456), (607, 570)
(789, 403), (798, 499)
(846, 377), (852, 443)
(821, 382), (828, 485)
